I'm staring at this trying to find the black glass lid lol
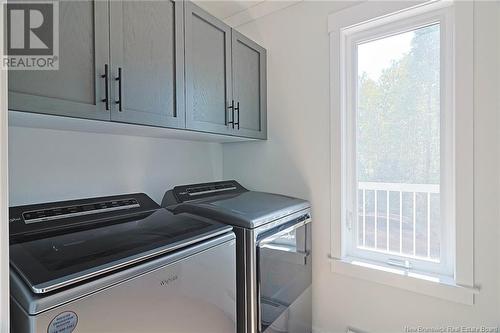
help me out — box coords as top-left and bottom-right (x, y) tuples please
(10, 209), (231, 294)
(9, 193), (160, 244)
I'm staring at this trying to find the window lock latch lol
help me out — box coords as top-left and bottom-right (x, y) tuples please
(387, 258), (412, 270)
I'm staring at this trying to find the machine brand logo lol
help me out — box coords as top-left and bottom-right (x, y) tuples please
(3, 1), (59, 70)
(160, 275), (178, 287)
(9, 217), (21, 223)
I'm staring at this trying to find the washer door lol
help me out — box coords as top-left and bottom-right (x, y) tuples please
(257, 220), (312, 333)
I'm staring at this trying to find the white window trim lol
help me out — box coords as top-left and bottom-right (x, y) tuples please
(329, 0), (476, 305)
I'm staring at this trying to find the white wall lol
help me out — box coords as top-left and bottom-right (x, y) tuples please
(223, 1), (500, 332)
(9, 126), (223, 206)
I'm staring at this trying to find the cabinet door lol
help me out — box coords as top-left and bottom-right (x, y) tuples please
(184, 2), (232, 135)
(8, 0), (110, 121)
(231, 30), (267, 139)
(109, 0), (184, 128)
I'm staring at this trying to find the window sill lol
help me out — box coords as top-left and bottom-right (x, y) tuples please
(330, 256), (479, 305)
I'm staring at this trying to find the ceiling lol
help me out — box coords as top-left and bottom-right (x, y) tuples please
(194, 1), (264, 20)
(194, 0), (302, 26)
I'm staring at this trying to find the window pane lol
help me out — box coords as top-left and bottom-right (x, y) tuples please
(356, 24), (440, 262)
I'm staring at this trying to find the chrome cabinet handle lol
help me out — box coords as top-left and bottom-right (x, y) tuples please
(101, 64), (109, 110)
(115, 67), (122, 112)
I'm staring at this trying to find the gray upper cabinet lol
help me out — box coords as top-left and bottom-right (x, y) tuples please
(109, 0), (185, 128)
(184, 2), (232, 135)
(231, 30), (267, 139)
(184, 2), (267, 139)
(9, 0), (267, 140)
(8, 0), (110, 121)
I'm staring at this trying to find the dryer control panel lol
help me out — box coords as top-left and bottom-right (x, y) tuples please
(169, 180), (247, 204)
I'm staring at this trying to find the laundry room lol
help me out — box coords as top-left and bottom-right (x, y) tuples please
(0, 1), (499, 333)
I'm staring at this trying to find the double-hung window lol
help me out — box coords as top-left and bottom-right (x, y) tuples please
(329, 1), (475, 303)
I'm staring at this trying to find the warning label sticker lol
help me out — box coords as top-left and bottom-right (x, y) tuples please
(47, 311), (78, 333)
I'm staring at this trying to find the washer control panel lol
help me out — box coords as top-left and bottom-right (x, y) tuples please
(22, 198), (140, 224)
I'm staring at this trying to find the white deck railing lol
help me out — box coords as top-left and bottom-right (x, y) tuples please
(357, 182), (440, 260)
